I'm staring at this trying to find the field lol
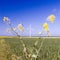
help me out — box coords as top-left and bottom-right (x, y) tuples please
(0, 37), (60, 60)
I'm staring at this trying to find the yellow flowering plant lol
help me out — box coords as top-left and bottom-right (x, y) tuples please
(43, 22), (49, 32)
(47, 14), (56, 23)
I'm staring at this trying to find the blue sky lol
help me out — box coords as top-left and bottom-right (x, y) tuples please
(0, 0), (60, 36)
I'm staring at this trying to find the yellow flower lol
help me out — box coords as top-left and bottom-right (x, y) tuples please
(18, 24), (24, 32)
(44, 27), (49, 32)
(43, 23), (49, 32)
(47, 15), (56, 23)
(43, 23), (48, 27)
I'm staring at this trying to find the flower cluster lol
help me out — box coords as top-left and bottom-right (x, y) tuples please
(47, 14), (56, 23)
(3, 17), (10, 24)
(18, 24), (24, 32)
(43, 22), (49, 32)
(43, 14), (56, 36)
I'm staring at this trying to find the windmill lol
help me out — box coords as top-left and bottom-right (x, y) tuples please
(29, 24), (32, 37)
(27, 24), (34, 37)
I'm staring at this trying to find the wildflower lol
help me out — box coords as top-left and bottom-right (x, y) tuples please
(43, 23), (48, 27)
(3, 16), (10, 22)
(44, 27), (49, 32)
(47, 14), (56, 23)
(18, 24), (24, 32)
(43, 23), (49, 32)
(13, 28), (16, 31)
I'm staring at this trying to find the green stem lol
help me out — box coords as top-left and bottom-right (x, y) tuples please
(35, 38), (45, 60)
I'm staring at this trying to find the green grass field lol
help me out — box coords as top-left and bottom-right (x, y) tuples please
(0, 37), (60, 60)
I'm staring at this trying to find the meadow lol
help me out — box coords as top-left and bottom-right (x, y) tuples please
(0, 37), (60, 60)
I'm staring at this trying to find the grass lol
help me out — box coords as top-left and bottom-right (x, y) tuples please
(0, 37), (60, 60)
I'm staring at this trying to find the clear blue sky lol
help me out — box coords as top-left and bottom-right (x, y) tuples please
(0, 0), (60, 36)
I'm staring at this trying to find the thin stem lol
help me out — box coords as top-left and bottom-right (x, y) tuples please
(35, 38), (45, 60)
(9, 23), (20, 37)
